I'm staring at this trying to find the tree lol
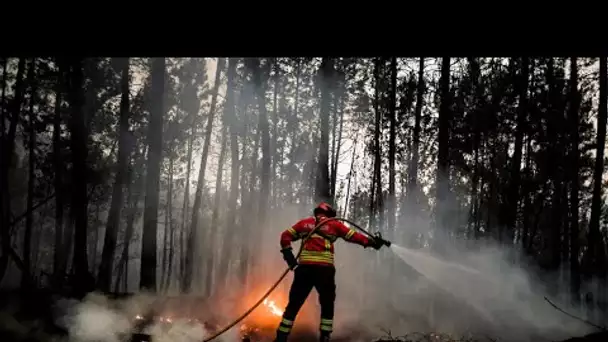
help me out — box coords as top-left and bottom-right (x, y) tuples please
(140, 58), (165, 291)
(98, 58), (131, 291)
(316, 57), (333, 203)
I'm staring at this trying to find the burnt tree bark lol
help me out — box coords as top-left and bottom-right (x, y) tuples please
(505, 57), (529, 243)
(215, 59), (238, 290)
(0, 57), (26, 283)
(388, 56), (397, 237)
(98, 58), (131, 291)
(316, 58), (333, 203)
(568, 57), (581, 305)
(22, 58), (37, 290)
(435, 57), (451, 245)
(183, 58), (223, 293)
(140, 58), (165, 291)
(52, 61), (67, 289)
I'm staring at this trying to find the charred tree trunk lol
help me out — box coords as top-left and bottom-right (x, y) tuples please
(204, 122), (227, 296)
(183, 58), (223, 293)
(369, 58), (381, 230)
(215, 59), (238, 291)
(568, 57), (581, 305)
(140, 57), (165, 291)
(68, 57), (91, 294)
(98, 58), (131, 291)
(162, 151), (174, 292)
(587, 56), (607, 301)
(331, 77), (345, 200)
(180, 114), (195, 284)
(289, 59), (301, 203)
(165, 169), (176, 292)
(388, 56), (397, 237)
(435, 57), (452, 243)
(505, 57), (528, 243)
(114, 147), (146, 293)
(0, 58), (26, 282)
(252, 59), (271, 231)
(409, 57), (424, 207)
(546, 58), (565, 275)
(22, 58), (37, 290)
(52, 62), (66, 289)
(316, 57), (333, 203)
(271, 59), (280, 208)
(343, 138), (357, 218)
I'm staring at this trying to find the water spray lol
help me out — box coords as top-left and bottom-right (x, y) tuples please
(202, 217), (390, 342)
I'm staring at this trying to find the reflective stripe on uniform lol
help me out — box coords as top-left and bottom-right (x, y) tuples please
(278, 317), (294, 333)
(299, 250), (334, 264)
(320, 318), (333, 331)
(344, 229), (356, 240)
(288, 228), (298, 237)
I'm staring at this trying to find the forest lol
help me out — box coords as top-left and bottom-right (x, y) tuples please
(0, 56), (607, 342)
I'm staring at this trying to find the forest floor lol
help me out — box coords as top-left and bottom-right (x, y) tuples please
(0, 289), (606, 342)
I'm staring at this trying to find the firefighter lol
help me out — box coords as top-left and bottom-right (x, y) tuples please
(274, 202), (386, 342)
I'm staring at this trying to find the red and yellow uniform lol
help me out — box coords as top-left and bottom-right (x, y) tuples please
(280, 216), (372, 267)
(274, 202), (385, 342)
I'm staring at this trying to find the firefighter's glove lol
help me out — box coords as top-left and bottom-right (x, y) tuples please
(367, 238), (384, 250)
(281, 247), (298, 270)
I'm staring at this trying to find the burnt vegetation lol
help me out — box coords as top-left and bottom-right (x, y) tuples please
(0, 57), (607, 341)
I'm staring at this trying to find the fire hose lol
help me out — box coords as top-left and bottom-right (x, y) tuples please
(203, 217), (391, 342)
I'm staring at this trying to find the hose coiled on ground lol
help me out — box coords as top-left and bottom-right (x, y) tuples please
(202, 217), (381, 342)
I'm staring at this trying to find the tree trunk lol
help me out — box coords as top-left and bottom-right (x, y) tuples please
(568, 57), (581, 305)
(140, 58), (165, 291)
(98, 58), (131, 291)
(316, 57), (333, 203)
(289, 59), (301, 203)
(22, 58), (37, 290)
(68, 57), (91, 293)
(331, 73), (346, 202)
(0, 58), (26, 283)
(114, 148), (145, 293)
(409, 57), (425, 219)
(204, 122), (227, 296)
(435, 57), (451, 242)
(162, 152), (174, 292)
(216, 59), (238, 290)
(587, 56), (606, 292)
(183, 58), (223, 293)
(52, 63), (66, 289)
(343, 137), (358, 218)
(254, 58), (271, 235)
(547, 58), (565, 274)
(271, 59), (280, 208)
(369, 59), (381, 230)
(180, 115), (195, 285)
(0, 58), (6, 134)
(505, 57), (528, 243)
(388, 56), (397, 237)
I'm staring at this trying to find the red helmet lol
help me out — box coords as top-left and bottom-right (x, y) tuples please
(313, 202), (337, 218)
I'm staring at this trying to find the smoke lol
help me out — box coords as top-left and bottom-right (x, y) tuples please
(50, 291), (243, 342)
(200, 183), (595, 341)
(316, 205), (595, 342)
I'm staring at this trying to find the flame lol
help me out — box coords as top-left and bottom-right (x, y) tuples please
(262, 299), (284, 317)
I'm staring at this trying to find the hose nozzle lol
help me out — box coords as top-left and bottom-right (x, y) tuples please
(373, 232), (392, 247)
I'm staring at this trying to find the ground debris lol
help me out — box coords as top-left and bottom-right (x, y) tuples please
(373, 331), (495, 342)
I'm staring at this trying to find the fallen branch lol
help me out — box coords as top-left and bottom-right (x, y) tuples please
(544, 296), (607, 332)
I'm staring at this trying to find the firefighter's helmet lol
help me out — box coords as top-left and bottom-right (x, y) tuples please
(313, 202), (337, 218)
